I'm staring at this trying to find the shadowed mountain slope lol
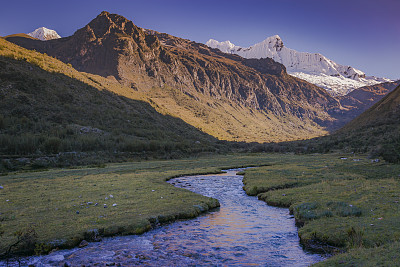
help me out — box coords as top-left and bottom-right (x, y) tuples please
(0, 38), (229, 170)
(338, 84), (400, 162)
(293, 84), (400, 162)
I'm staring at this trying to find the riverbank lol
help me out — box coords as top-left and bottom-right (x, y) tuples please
(16, 168), (323, 266)
(242, 154), (400, 265)
(0, 153), (277, 258)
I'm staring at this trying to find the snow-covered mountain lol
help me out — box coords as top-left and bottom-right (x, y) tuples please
(28, 27), (61, 41)
(206, 36), (392, 96)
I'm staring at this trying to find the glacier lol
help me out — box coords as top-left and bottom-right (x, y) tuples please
(28, 27), (61, 41)
(206, 36), (392, 96)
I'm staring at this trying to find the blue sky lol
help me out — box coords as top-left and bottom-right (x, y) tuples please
(1, 0), (399, 79)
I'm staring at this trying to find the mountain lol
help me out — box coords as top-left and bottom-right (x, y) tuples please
(27, 27), (61, 41)
(5, 11), (350, 142)
(0, 37), (228, 171)
(206, 36), (393, 96)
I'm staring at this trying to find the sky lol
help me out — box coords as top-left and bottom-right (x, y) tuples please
(0, 0), (399, 79)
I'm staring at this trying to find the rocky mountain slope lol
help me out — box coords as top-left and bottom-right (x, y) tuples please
(207, 36), (392, 96)
(6, 11), (352, 142)
(28, 27), (61, 41)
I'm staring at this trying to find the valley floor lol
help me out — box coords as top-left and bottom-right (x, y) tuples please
(0, 154), (273, 258)
(1, 153), (399, 266)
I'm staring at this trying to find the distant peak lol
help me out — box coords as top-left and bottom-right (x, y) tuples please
(208, 39), (235, 46)
(261, 35), (284, 50)
(206, 39), (237, 52)
(27, 27), (61, 41)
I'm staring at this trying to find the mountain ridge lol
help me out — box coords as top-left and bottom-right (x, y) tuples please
(5, 11), (352, 141)
(2, 11), (399, 163)
(206, 36), (393, 96)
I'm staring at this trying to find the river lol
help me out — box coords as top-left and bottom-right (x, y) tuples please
(7, 169), (324, 266)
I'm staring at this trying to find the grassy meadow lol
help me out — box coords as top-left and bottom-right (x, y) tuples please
(242, 153), (400, 265)
(0, 153), (276, 257)
(1, 150), (399, 265)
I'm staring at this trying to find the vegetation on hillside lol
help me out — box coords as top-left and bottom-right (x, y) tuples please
(297, 84), (400, 163)
(0, 38), (231, 172)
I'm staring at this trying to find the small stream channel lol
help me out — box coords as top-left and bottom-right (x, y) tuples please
(6, 169), (324, 266)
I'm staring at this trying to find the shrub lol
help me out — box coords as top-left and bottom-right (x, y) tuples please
(42, 137), (62, 154)
(2, 227), (38, 258)
(0, 115), (4, 129)
(380, 144), (400, 163)
(347, 226), (364, 248)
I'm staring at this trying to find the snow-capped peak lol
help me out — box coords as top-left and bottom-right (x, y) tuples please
(261, 35), (283, 50)
(206, 39), (236, 52)
(206, 36), (393, 96)
(28, 27), (61, 41)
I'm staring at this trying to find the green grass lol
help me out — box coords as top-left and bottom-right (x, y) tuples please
(242, 153), (400, 264)
(315, 241), (400, 266)
(0, 153), (275, 257)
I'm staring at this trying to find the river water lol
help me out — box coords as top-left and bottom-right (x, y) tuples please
(7, 169), (324, 266)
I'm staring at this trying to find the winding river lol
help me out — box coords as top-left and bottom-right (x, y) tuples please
(9, 169), (324, 266)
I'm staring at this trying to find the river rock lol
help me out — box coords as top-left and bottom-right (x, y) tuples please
(79, 240), (89, 248)
(47, 254), (64, 262)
